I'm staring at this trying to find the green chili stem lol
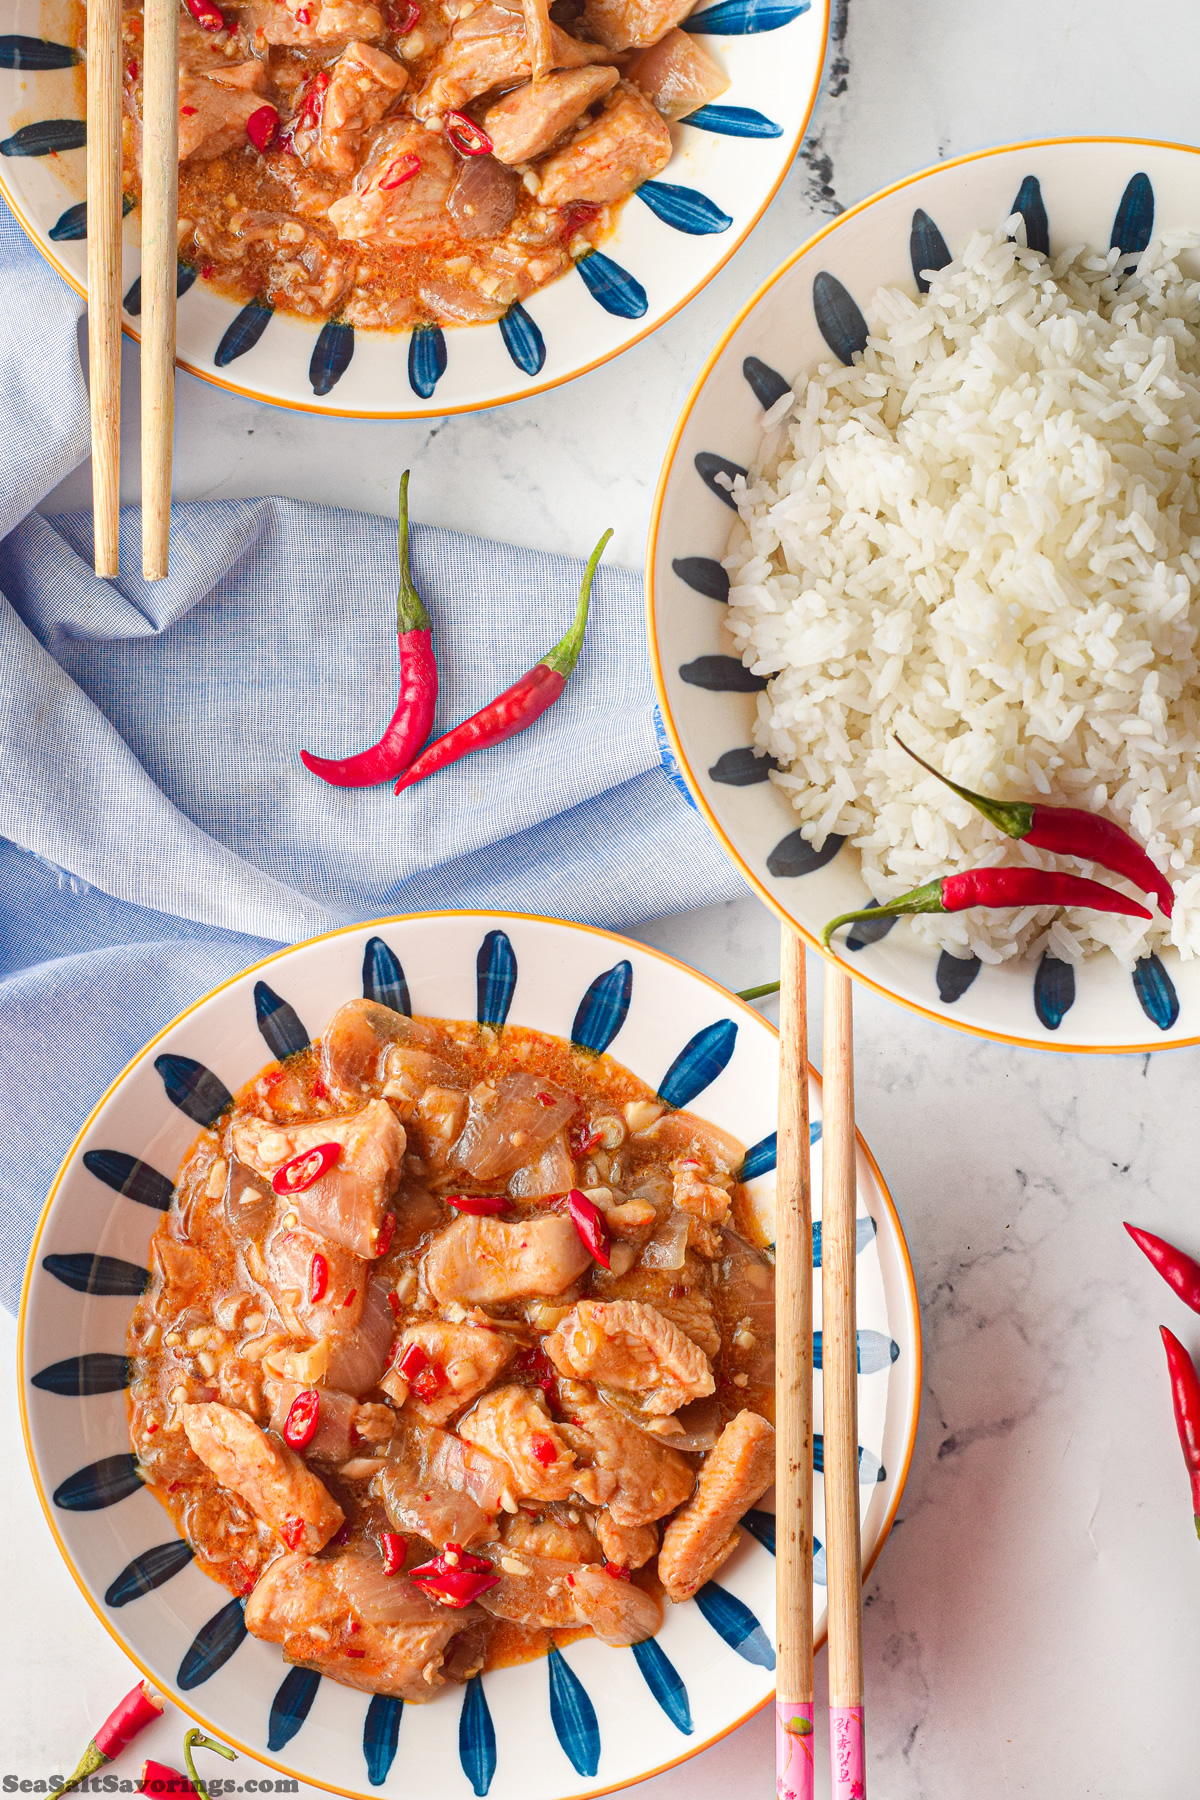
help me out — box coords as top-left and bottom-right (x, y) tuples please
(395, 470), (432, 636)
(822, 878), (946, 949)
(183, 1730), (237, 1800)
(541, 528), (612, 679)
(736, 980), (781, 1001)
(894, 735), (1034, 839)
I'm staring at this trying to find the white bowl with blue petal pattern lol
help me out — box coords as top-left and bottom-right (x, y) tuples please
(648, 137), (1200, 1053)
(0, 0), (827, 417)
(19, 911), (920, 1800)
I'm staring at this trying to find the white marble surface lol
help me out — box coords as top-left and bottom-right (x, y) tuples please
(12, 0), (1200, 1792)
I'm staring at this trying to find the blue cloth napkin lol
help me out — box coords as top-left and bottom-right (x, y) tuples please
(0, 196), (746, 1311)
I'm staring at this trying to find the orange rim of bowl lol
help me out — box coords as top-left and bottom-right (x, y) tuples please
(0, 3), (831, 422)
(646, 133), (1200, 1057)
(18, 906), (921, 1800)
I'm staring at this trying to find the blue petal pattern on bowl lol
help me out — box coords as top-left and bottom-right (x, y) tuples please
(638, 180), (732, 235)
(477, 929), (517, 1026)
(32, 1352), (129, 1395)
(254, 979), (310, 1061)
(709, 746), (779, 785)
(935, 950), (982, 1005)
(50, 192), (134, 242)
(571, 960), (633, 1054)
(766, 831), (845, 878)
(155, 1053), (233, 1126)
(215, 300), (275, 368)
(737, 1115), (821, 1182)
(742, 355), (789, 409)
(811, 270), (868, 364)
(1111, 171), (1153, 256)
(694, 1582), (774, 1667)
(694, 450), (746, 508)
(311, 320), (354, 397)
(631, 1639), (693, 1734)
(813, 1329), (898, 1374)
(811, 1214), (877, 1267)
(845, 901), (897, 952)
(1133, 952), (1179, 1030)
(682, 103), (782, 138)
(269, 1668), (322, 1752)
(683, 0), (809, 32)
(909, 207), (951, 293)
(576, 250), (647, 319)
(1033, 954), (1075, 1031)
(409, 323), (448, 399)
(124, 262), (197, 316)
(0, 34), (81, 68)
(105, 1540), (196, 1608)
(363, 1694), (403, 1786)
(83, 1149), (173, 1211)
(1011, 174), (1048, 254)
(672, 555), (729, 600)
(658, 1018), (737, 1107)
(1, 118), (86, 155)
(363, 935), (412, 1014)
(54, 1453), (142, 1511)
(42, 1251), (149, 1296)
(458, 1674), (496, 1796)
(178, 1597), (248, 1690)
(500, 303), (545, 376)
(813, 1438), (885, 1483)
(680, 653), (766, 692)
(547, 1645), (600, 1777)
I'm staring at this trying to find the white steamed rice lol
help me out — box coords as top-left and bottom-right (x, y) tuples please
(722, 219), (1200, 966)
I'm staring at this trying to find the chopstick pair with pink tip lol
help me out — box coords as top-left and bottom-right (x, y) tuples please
(87, 0), (177, 579)
(775, 938), (866, 1799)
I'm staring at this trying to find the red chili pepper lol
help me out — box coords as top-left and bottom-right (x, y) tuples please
(823, 866), (1152, 947)
(301, 473), (438, 787)
(895, 737), (1174, 918)
(374, 1212), (397, 1257)
(180, 104), (198, 116)
(127, 59), (139, 78)
(445, 1193), (510, 1215)
(381, 1530), (407, 1575)
(560, 200), (601, 242)
(343, 1287), (358, 1307)
(1161, 1326), (1200, 1537)
(283, 1388), (320, 1450)
(1126, 1224), (1200, 1313)
(512, 1343), (558, 1409)
(531, 1430), (558, 1466)
(49, 1683), (165, 1799)
(388, 0), (421, 30)
(309, 1252), (329, 1303)
(445, 110), (493, 156)
(397, 1341), (431, 1380)
(568, 1118), (601, 1158)
(280, 1515), (306, 1550)
(395, 1341), (446, 1401)
(379, 153), (422, 191)
(410, 1544), (501, 1607)
(603, 1561), (631, 1581)
(566, 1187), (610, 1269)
(395, 529), (611, 794)
(183, 0), (226, 29)
(245, 104), (279, 153)
(139, 1764), (202, 1800)
(272, 1140), (342, 1194)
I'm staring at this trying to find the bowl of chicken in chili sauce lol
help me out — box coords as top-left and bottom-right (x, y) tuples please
(0, 0), (826, 415)
(20, 913), (919, 1800)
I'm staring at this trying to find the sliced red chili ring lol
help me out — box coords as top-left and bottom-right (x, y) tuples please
(380, 1531), (407, 1576)
(308, 1252), (329, 1304)
(245, 104), (279, 153)
(379, 152), (421, 190)
(410, 1546), (500, 1607)
(603, 1561), (632, 1581)
(273, 1141), (342, 1195)
(397, 1341), (430, 1380)
(184, 0), (226, 29)
(445, 110), (493, 157)
(374, 1212), (397, 1257)
(566, 1187), (611, 1269)
(283, 1388), (320, 1450)
(445, 1194), (509, 1215)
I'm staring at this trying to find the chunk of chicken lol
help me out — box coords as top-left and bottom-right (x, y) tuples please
(484, 66), (619, 165)
(581, 0), (698, 49)
(321, 998), (444, 1099)
(545, 1300), (715, 1415)
(416, 3), (612, 117)
(458, 1384), (579, 1502)
(261, 1215), (367, 1342)
(627, 27), (728, 120)
(375, 1417), (509, 1546)
(424, 1213), (591, 1307)
(502, 1509), (602, 1563)
(328, 122), (458, 245)
(558, 1382), (694, 1525)
(671, 1158), (732, 1225)
(232, 1100), (404, 1258)
(658, 1410), (775, 1601)
(149, 1236), (211, 1309)
(537, 83), (671, 206)
(236, 0), (385, 47)
(264, 1379), (394, 1463)
(181, 1402), (344, 1552)
(245, 1552), (463, 1698)
(477, 1546), (661, 1644)
(595, 1511), (659, 1570)
(452, 1074), (576, 1182)
(445, 155), (520, 239)
(522, 0), (554, 80)
(177, 63), (267, 163)
(295, 42), (408, 176)
(382, 1318), (517, 1425)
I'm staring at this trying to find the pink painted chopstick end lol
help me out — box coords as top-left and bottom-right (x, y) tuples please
(775, 1700), (815, 1800)
(830, 1704), (866, 1800)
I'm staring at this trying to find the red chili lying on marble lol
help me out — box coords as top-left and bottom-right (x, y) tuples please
(50, 1682), (165, 1800)
(1160, 1326), (1200, 1537)
(1125, 1223), (1200, 1313)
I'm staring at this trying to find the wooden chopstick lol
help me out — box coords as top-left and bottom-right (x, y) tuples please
(775, 925), (815, 1800)
(86, 0), (123, 577)
(140, 0), (178, 581)
(821, 963), (866, 1799)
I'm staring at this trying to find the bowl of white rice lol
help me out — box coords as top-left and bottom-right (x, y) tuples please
(648, 136), (1200, 1052)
